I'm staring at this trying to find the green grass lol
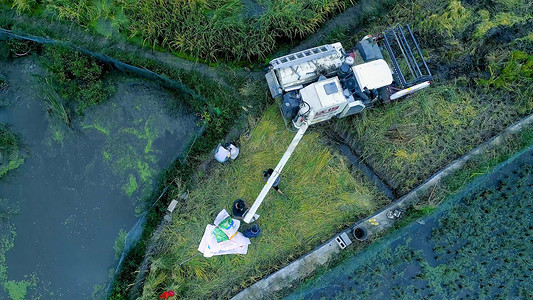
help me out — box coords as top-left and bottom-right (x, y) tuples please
(3, 0), (351, 62)
(40, 77), (71, 127)
(139, 105), (388, 299)
(330, 0), (533, 196)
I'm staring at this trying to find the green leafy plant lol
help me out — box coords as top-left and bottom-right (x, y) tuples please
(43, 45), (113, 115)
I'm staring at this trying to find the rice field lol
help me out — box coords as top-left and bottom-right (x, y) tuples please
(139, 105), (388, 299)
(287, 146), (533, 299)
(3, 0), (352, 61)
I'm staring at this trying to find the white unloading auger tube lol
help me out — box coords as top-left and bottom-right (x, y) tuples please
(390, 81), (430, 100)
(243, 111), (315, 223)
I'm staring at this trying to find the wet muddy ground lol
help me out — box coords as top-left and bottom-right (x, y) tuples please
(0, 56), (200, 298)
(287, 146), (532, 299)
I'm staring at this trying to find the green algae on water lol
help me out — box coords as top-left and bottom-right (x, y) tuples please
(123, 174), (139, 197)
(81, 79), (199, 204)
(0, 125), (25, 179)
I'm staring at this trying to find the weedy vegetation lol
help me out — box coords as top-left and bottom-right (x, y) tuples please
(6, 38), (37, 56)
(41, 45), (114, 117)
(0, 76), (7, 91)
(138, 106), (388, 299)
(40, 77), (71, 127)
(113, 229), (128, 261)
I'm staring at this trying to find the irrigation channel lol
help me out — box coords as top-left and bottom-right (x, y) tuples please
(0, 56), (201, 298)
(286, 146), (532, 299)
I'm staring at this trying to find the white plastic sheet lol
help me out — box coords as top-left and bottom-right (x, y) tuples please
(198, 209), (251, 257)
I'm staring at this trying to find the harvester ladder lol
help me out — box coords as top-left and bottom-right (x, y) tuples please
(269, 44), (338, 70)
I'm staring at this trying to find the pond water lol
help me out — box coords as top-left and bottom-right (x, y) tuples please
(0, 57), (201, 298)
(287, 146), (532, 299)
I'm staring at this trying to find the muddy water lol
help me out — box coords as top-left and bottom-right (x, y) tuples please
(0, 57), (200, 298)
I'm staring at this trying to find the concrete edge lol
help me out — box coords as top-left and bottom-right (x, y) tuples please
(231, 113), (533, 300)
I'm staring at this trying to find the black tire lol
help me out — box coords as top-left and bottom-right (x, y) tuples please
(380, 87), (391, 104)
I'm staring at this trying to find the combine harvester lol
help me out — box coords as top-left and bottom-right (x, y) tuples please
(243, 24), (432, 223)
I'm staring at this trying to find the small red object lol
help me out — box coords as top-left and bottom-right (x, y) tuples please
(159, 290), (175, 299)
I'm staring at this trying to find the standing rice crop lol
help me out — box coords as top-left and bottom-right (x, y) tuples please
(11, 0), (350, 61)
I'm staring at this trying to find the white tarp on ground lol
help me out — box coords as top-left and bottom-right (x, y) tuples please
(198, 210), (251, 258)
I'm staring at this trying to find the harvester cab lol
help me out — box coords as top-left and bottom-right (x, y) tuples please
(242, 24), (431, 223)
